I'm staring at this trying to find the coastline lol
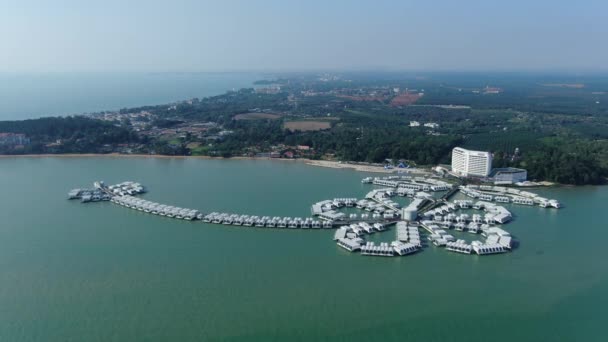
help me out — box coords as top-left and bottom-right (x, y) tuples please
(0, 153), (246, 160)
(0, 153), (408, 174)
(0, 154), (567, 184)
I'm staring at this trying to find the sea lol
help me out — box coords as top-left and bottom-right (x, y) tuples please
(0, 157), (606, 341)
(0, 72), (261, 120)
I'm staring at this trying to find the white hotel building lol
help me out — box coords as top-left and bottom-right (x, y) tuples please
(451, 147), (492, 177)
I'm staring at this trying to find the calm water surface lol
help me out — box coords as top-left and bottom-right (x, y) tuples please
(0, 72), (260, 120)
(0, 157), (606, 341)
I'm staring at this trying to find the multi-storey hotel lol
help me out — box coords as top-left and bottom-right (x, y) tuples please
(451, 147), (492, 177)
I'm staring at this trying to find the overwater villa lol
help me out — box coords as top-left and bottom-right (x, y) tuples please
(68, 177), (560, 259)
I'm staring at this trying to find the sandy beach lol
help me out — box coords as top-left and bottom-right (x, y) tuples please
(304, 160), (431, 175)
(303, 160), (395, 173)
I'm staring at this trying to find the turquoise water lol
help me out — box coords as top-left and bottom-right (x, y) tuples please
(0, 72), (260, 120)
(0, 157), (606, 341)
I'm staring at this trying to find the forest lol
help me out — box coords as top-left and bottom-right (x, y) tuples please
(0, 116), (140, 154)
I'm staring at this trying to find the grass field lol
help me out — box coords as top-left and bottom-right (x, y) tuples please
(284, 120), (331, 131)
(234, 113), (282, 120)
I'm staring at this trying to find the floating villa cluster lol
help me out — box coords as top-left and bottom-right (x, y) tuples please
(421, 220), (512, 255)
(67, 188), (111, 202)
(68, 181), (145, 202)
(396, 222), (421, 247)
(459, 185), (560, 208)
(329, 175), (559, 257)
(68, 175), (560, 259)
(105, 181), (146, 196)
(333, 220), (422, 257)
(311, 198), (358, 222)
(201, 212), (331, 228)
(424, 200), (512, 225)
(111, 195), (202, 220)
(362, 176), (454, 197)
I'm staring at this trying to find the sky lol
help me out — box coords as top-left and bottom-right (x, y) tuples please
(1, 0), (607, 72)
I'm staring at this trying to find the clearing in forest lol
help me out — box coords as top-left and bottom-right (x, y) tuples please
(284, 121), (331, 131)
(234, 113), (282, 120)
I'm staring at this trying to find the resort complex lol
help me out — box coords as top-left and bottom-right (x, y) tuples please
(68, 175), (560, 259)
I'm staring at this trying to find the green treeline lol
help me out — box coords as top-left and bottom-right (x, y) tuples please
(494, 138), (608, 185)
(0, 116), (139, 154)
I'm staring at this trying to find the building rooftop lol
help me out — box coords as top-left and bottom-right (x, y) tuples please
(490, 167), (527, 176)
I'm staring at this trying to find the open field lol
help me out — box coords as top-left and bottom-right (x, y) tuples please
(234, 112), (282, 120)
(284, 120), (331, 131)
(390, 92), (422, 106)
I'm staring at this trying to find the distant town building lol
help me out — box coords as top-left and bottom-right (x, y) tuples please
(410, 121), (439, 129)
(451, 147), (493, 177)
(483, 86), (502, 94)
(0, 133), (30, 146)
(255, 86), (281, 94)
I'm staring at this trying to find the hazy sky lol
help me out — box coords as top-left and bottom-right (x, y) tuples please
(1, 0), (606, 72)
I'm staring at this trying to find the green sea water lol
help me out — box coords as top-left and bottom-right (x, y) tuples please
(0, 157), (606, 341)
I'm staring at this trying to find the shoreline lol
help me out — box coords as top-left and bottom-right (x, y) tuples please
(0, 154), (579, 184)
(0, 153), (405, 174)
(0, 153), (251, 160)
